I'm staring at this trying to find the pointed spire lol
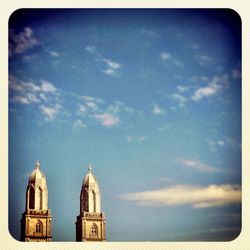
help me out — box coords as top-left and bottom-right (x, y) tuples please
(36, 160), (40, 169)
(88, 164), (92, 172)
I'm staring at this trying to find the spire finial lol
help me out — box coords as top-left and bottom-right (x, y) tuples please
(36, 160), (40, 169)
(88, 164), (92, 172)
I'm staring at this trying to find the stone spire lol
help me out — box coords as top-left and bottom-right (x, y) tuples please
(21, 161), (52, 242)
(80, 165), (101, 213)
(27, 161), (48, 210)
(76, 165), (106, 241)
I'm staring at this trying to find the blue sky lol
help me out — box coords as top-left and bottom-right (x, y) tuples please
(9, 9), (241, 241)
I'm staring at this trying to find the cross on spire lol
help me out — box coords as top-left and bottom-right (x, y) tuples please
(88, 164), (92, 172)
(36, 160), (40, 169)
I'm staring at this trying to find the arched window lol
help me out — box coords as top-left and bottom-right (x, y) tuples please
(38, 187), (42, 209)
(90, 223), (98, 237)
(89, 190), (96, 212)
(35, 220), (42, 233)
(29, 187), (35, 209)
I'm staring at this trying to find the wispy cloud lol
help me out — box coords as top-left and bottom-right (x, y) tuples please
(49, 51), (60, 57)
(9, 75), (61, 121)
(11, 95), (39, 105)
(141, 28), (158, 37)
(177, 85), (188, 93)
(40, 104), (61, 121)
(153, 104), (165, 115)
(76, 96), (135, 128)
(103, 68), (119, 77)
(209, 140), (225, 150)
(170, 93), (187, 108)
(125, 135), (147, 143)
(81, 95), (104, 104)
(85, 45), (96, 54)
(9, 27), (39, 57)
(190, 74), (229, 102)
(95, 113), (120, 127)
(101, 58), (121, 70)
(78, 104), (87, 114)
(78, 95), (104, 113)
(160, 52), (172, 61)
(73, 119), (87, 129)
(86, 45), (122, 77)
(102, 59), (121, 77)
(178, 159), (223, 173)
(40, 80), (57, 93)
(9, 76), (56, 95)
(192, 83), (220, 101)
(119, 184), (241, 208)
(160, 52), (183, 66)
(173, 60), (184, 67)
(195, 55), (214, 67)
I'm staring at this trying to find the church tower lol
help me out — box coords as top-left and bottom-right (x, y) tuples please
(76, 165), (106, 241)
(21, 161), (52, 242)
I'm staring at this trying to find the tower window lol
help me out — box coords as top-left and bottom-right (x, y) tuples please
(90, 223), (98, 237)
(29, 187), (35, 209)
(35, 220), (42, 233)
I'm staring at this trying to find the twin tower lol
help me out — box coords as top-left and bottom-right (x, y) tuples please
(21, 161), (106, 242)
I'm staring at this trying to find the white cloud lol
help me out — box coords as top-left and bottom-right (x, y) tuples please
(209, 140), (225, 149)
(178, 159), (223, 173)
(177, 85), (188, 93)
(153, 104), (165, 115)
(85, 46), (121, 77)
(119, 184), (241, 208)
(218, 140), (225, 146)
(125, 135), (147, 143)
(160, 52), (183, 66)
(138, 136), (147, 142)
(79, 95), (104, 113)
(40, 104), (61, 121)
(10, 76), (57, 95)
(171, 93), (187, 107)
(85, 45), (96, 54)
(9, 27), (39, 57)
(23, 82), (41, 92)
(160, 52), (171, 61)
(11, 92), (40, 105)
(49, 51), (60, 57)
(81, 95), (104, 104)
(79, 104), (87, 113)
(9, 75), (25, 91)
(103, 68), (119, 77)
(173, 60), (184, 66)
(73, 119), (87, 129)
(192, 83), (220, 101)
(107, 101), (135, 115)
(95, 113), (119, 127)
(40, 80), (56, 93)
(26, 93), (40, 103)
(86, 101), (98, 110)
(195, 55), (213, 67)
(39, 93), (47, 102)
(102, 58), (121, 69)
(11, 96), (30, 104)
